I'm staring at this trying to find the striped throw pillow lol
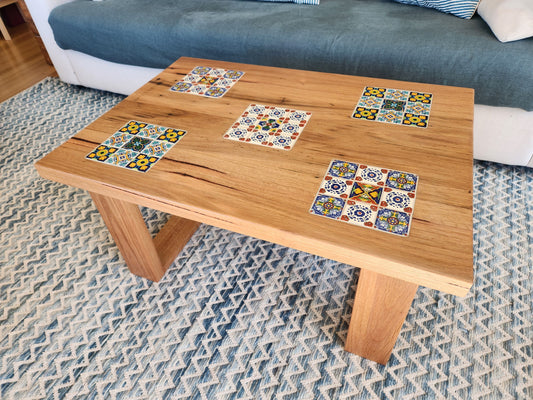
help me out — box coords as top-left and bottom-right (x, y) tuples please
(255, 0), (319, 4)
(393, 0), (480, 19)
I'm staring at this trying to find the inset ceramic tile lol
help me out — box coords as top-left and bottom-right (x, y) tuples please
(141, 141), (174, 157)
(405, 102), (431, 116)
(402, 113), (428, 128)
(118, 121), (148, 135)
(170, 66), (244, 98)
(377, 110), (404, 124)
(86, 145), (118, 162)
(86, 120), (187, 173)
(124, 154), (159, 172)
(348, 182), (383, 205)
(340, 201), (378, 228)
(310, 195), (345, 219)
(384, 89), (409, 101)
(358, 96), (383, 109)
(123, 136), (152, 152)
(374, 208), (411, 236)
(102, 132), (133, 147)
(354, 165), (388, 185)
(318, 176), (354, 198)
(382, 99), (406, 112)
(104, 149), (137, 168)
(353, 107), (378, 121)
(363, 87), (387, 98)
(386, 170), (418, 191)
(223, 104), (311, 151)
(408, 92), (432, 104)
(310, 159), (419, 236)
(380, 188), (415, 213)
(352, 86), (433, 128)
(328, 160), (358, 179)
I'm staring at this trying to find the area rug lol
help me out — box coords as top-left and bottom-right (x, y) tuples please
(0, 78), (531, 400)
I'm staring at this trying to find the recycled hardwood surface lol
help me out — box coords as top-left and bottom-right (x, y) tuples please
(36, 57), (474, 363)
(36, 57), (474, 296)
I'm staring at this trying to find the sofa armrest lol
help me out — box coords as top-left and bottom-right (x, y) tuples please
(24, 0), (80, 85)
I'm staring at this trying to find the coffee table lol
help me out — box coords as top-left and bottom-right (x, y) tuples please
(35, 57), (473, 365)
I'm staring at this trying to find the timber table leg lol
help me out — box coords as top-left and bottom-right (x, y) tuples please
(345, 269), (419, 365)
(90, 192), (200, 282)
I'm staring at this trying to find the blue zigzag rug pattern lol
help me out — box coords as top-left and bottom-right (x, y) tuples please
(0, 78), (532, 399)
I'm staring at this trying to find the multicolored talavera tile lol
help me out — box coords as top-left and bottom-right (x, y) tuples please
(170, 66), (245, 98)
(310, 160), (419, 236)
(223, 104), (312, 150)
(353, 86), (433, 128)
(86, 120), (186, 173)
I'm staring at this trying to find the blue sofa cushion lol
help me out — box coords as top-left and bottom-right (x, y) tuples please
(393, 0), (480, 19)
(49, 0), (533, 111)
(255, 0), (319, 4)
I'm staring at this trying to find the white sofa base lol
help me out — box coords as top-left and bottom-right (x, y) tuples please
(26, 0), (533, 168)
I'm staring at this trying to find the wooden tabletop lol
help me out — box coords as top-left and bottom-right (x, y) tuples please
(35, 57), (474, 296)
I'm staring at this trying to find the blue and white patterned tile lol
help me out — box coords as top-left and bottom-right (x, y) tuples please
(357, 96), (383, 109)
(223, 104), (311, 150)
(327, 160), (359, 179)
(376, 109), (404, 124)
(246, 130), (270, 145)
(318, 176), (354, 199)
(405, 102), (431, 116)
(104, 149), (137, 168)
(386, 170), (418, 192)
(309, 195), (345, 220)
(268, 135), (295, 150)
(354, 165), (388, 186)
(374, 208), (411, 236)
(171, 66), (245, 98)
(141, 140), (175, 158)
(381, 188), (416, 213)
(102, 132), (134, 147)
(385, 88), (410, 101)
(310, 159), (419, 236)
(340, 201), (378, 228)
(224, 127), (249, 141)
(137, 124), (165, 140)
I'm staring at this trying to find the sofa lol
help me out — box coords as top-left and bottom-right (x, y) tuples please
(26, 0), (533, 167)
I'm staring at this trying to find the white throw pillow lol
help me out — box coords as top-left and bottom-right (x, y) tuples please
(477, 0), (533, 43)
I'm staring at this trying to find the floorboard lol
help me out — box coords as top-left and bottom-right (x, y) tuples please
(0, 23), (56, 103)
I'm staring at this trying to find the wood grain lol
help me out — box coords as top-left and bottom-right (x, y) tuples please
(0, 0), (18, 40)
(345, 269), (419, 364)
(36, 57), (474, 296)
(153, 215), (201, 270)
(90, 193), (200, 281)
(17, 0), (52, 64)
(90, 192), (167, 281)
(0, 22), (56, 102)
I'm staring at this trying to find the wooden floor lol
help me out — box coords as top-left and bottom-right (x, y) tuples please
(0, 23), (56, 103)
